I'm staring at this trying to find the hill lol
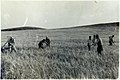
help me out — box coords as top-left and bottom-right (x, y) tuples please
(52, 22), (119, 30)
(1, 22), (119, 31)
(1, 26), (46, 31)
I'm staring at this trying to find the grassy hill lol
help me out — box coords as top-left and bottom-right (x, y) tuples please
(1, 26), (46, 31)
(52, 22), (119, 30)
(1, 22), (119, 31)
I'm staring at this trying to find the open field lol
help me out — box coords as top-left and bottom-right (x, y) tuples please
(1, 24), (119, 79)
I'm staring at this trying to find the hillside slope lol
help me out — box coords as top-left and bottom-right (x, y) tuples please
(1, 26), (46, 31)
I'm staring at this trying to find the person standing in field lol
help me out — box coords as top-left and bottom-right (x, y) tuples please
(92, 34), (96, 45)
(7, 37), (17, 52)
(87, 36), (93, 51)
(46, 36), (50, 47)
(109, 35), (114, 46)
(95, 34), (103, 55)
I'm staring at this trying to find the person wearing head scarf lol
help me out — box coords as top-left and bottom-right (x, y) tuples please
(7, 36), (17, 52)
(95, 34), (103, 55)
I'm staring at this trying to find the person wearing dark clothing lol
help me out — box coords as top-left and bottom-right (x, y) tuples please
(92, 35), (96, 45)
(95, 34), (103, 55)
(38, 36), (50, 49)
(87, 36), (92, 51)
(46, 36), (50, 47)
(38, 39), (46, 49)
(109, 35), (114, 46)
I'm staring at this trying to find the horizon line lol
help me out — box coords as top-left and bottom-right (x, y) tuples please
(1, 21), (119, 30)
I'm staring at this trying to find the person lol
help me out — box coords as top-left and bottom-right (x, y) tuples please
(92, 34), (96, 45)
(95, 34), (103, 55)
(38, 39), (46, 49)
(7, 37), (17, 52)
(45, 36), (50, 47)
(109, 35), (114, 46)
(87, 36), (93, 51)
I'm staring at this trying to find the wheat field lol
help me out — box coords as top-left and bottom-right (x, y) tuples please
(1, 25), (119, 79)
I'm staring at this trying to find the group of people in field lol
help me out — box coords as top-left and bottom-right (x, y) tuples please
(1, 36), (50, 53)
(1, 34), (115, 55)
(87, 34), (115, 55)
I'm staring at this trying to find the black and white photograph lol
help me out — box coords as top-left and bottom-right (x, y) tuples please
(1, 0), (119, 79)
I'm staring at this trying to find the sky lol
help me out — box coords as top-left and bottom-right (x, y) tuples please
(1, 0), (119, 29)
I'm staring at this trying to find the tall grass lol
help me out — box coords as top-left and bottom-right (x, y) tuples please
(1, 42), (119, 79)
(1, 26), (119, 79)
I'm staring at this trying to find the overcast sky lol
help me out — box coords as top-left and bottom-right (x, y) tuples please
(1, 0), (119, 29)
